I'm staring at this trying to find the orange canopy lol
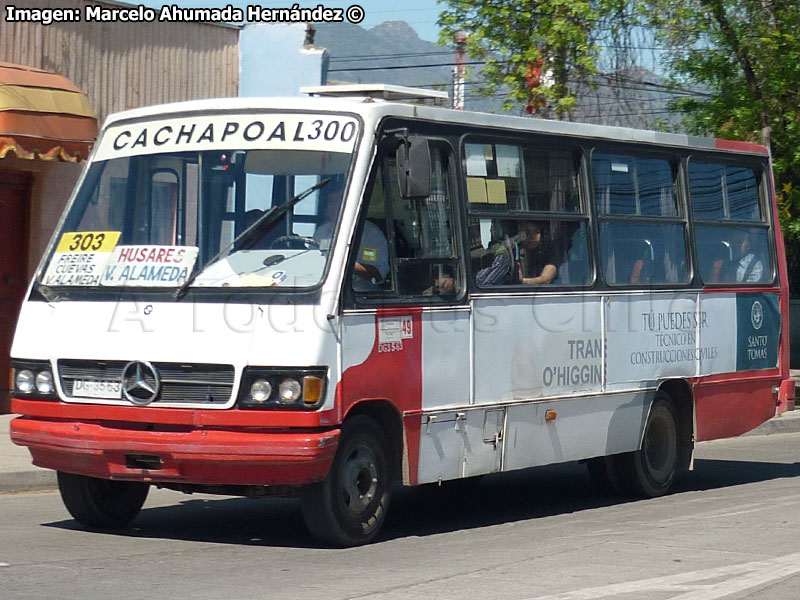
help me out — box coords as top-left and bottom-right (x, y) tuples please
(0, 62), (98, 162)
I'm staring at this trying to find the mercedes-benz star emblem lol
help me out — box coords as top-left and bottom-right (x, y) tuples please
(121, 361), (160, 405)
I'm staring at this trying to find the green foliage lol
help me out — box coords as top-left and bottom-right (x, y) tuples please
(643, 0), (800, 242)
(438, 0), (628, 118)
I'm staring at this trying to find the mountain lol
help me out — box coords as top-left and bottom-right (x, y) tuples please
(314, 21), (506, 113)
(314, 21), (453, 91)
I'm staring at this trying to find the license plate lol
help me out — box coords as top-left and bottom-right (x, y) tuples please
(73, 379), (122, 399)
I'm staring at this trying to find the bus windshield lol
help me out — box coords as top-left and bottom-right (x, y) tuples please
(38, 113), (358, 294)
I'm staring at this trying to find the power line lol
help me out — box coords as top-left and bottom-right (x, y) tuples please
(328, 61), (708, 98)
(326, 43), (683, 63)
(329, 60), (487, 72)
(335, 69), (710, 100)
(329, 51), (454, 62)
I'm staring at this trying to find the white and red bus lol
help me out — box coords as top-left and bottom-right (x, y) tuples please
(9, 85), (794, 546)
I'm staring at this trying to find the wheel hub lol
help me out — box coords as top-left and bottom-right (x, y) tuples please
(340, 446), (378, 517)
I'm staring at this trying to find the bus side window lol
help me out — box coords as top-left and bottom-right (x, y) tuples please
(351, 143), (463, 301)
(593, 151), (688, 286)
(347, 157), (394, 293)
(467, 139), (590, 289)
(690, 160), (772, 285)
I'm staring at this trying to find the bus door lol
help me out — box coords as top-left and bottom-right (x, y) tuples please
(465, 140), (601, 470)
(340, 137), (477, 485)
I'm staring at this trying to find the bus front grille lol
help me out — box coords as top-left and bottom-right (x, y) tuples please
(57, 360), (236, 405)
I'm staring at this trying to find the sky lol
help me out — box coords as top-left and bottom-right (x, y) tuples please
(139, 0), (444, 42)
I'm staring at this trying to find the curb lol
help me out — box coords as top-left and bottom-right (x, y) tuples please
(0, 470), (57, 494)
(745, 411), (800, 436)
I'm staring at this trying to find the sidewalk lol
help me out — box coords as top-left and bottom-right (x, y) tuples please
(0, 413), (57, 492)
(3, 392), (800, 493)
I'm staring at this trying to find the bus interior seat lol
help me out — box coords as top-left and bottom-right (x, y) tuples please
(629, 239), (654, 284)
(609, 237), (654, 284)
(556, 248), (586, 286)
(701, 239), (733, 282)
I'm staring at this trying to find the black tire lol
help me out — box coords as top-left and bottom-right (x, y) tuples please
(614, 393), (679, 498)
(585, 456), (626, 496)
(301, 416), (392, 547)
(57, 472), (149, 528)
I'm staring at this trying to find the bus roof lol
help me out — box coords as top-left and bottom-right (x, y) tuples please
(101, 95), (770, 157)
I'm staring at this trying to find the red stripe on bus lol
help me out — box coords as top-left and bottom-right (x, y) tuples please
(699, 286), (780, 294)
(339, 307), (424, 485)
(10, 415), (338, 485)
(693, 374), (779, 441)
(10, 397), (336, 427)
(698, 284), (791, 412)
(714, 138), (769, 155)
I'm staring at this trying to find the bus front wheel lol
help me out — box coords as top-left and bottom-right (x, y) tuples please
(616, 393), (679, 498)
(57, 472), (150, 527)
(301, 416), (391, 546)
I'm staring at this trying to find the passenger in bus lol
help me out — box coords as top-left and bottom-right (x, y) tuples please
(313, 181), (389, 289)
(476, 220), (557, 286)
(423, 265), (456, 297)
(475, 239), (514, 286)
(517, 221), (558, 285)
(734, 229), (764, 282)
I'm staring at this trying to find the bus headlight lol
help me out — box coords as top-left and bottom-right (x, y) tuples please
(250, 379), (272, 403)
(15, 369), (35, 394)
(11, 360), (58, 399)
(278, 378), (302, 404)
(237, 368), (327, 410)
(35, 371), (54, 395)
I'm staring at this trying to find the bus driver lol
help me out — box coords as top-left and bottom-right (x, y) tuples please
(314, 181), (389, 289)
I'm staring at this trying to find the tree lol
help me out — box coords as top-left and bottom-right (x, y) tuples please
(644, 0), (800, 286)
(437, 0), (631, 118)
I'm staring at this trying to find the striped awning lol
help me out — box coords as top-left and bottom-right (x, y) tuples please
(0, 62), (98, 162)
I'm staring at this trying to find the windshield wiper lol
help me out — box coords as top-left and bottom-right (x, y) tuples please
(174, 178), (331, 300)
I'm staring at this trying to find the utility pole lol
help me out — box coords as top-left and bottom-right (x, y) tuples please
(452, 32), (466, 110)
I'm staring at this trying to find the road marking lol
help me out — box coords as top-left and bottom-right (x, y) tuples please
(526, 552), (800, 600)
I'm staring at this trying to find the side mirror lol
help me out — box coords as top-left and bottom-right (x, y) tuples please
(396, 136), (431, 198)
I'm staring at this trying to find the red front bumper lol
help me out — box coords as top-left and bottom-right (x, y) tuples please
(10, 415), (340, 486)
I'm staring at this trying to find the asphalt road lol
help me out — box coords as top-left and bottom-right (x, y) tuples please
(2, 431), (800, 600)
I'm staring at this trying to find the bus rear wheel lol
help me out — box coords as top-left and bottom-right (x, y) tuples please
(57, 472), (149, 528)
(301, 416), (391, 547)
(616, 393), (679, 498)
(585, 456), (626, 495)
